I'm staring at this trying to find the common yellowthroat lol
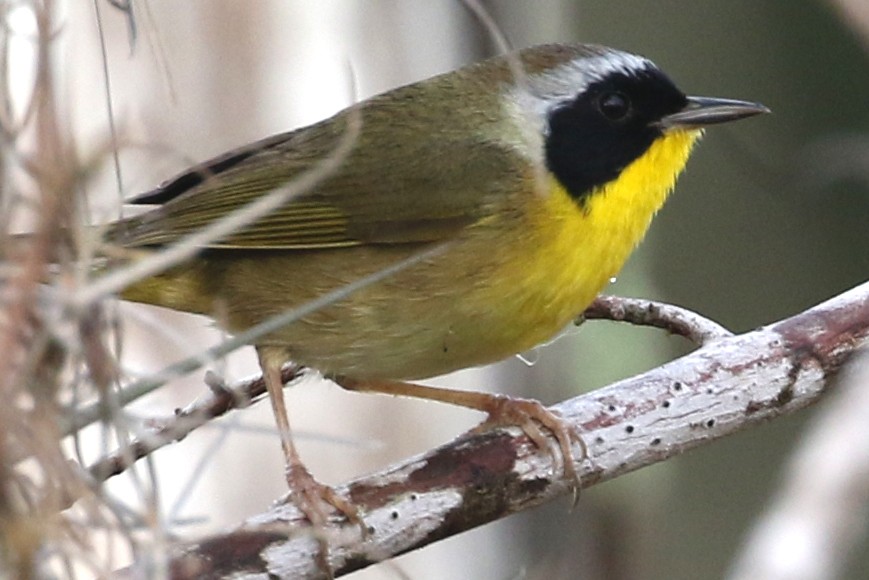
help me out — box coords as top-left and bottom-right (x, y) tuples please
(107, 44), (768, 528)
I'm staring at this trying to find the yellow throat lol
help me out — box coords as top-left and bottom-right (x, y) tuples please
(479, 129), (701, 354)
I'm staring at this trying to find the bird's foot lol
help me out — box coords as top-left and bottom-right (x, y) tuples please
(470, 394), (586, 499)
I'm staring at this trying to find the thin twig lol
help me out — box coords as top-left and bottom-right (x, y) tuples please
(87, 364), (299, 483)
(581, 294), (734, 346)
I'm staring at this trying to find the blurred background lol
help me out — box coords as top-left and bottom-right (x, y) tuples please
(20, 0), (869, 578)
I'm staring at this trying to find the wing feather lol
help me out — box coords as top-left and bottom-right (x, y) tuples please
(110, 77), (529, 250)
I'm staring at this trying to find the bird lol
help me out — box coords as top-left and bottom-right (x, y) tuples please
(104, 42), (768, 536)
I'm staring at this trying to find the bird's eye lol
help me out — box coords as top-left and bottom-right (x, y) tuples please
(598, 92), (631, 121)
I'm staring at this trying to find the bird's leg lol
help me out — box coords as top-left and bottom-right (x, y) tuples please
(335, 377), (586, 489)
(257, 349), (363, 574)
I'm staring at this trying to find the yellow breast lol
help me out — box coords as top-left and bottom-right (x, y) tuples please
(467, 129), (701, 355)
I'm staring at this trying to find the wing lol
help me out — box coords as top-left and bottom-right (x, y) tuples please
(110, 93), (529, 250)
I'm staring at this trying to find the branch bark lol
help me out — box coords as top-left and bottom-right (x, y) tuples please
(140, 281), (869, 579)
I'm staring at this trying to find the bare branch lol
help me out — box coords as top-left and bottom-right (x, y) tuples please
(581, 294), (734, 346)
(86, 364), (300, 483)
(149, 282), (869, 579)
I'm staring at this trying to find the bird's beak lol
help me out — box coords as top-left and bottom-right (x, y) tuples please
(659, 96), (770, 130)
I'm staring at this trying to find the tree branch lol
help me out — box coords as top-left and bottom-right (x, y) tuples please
(87, 365), (299, 483)
(581, 294), (733, 345)
(147, 281), (869, 579)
